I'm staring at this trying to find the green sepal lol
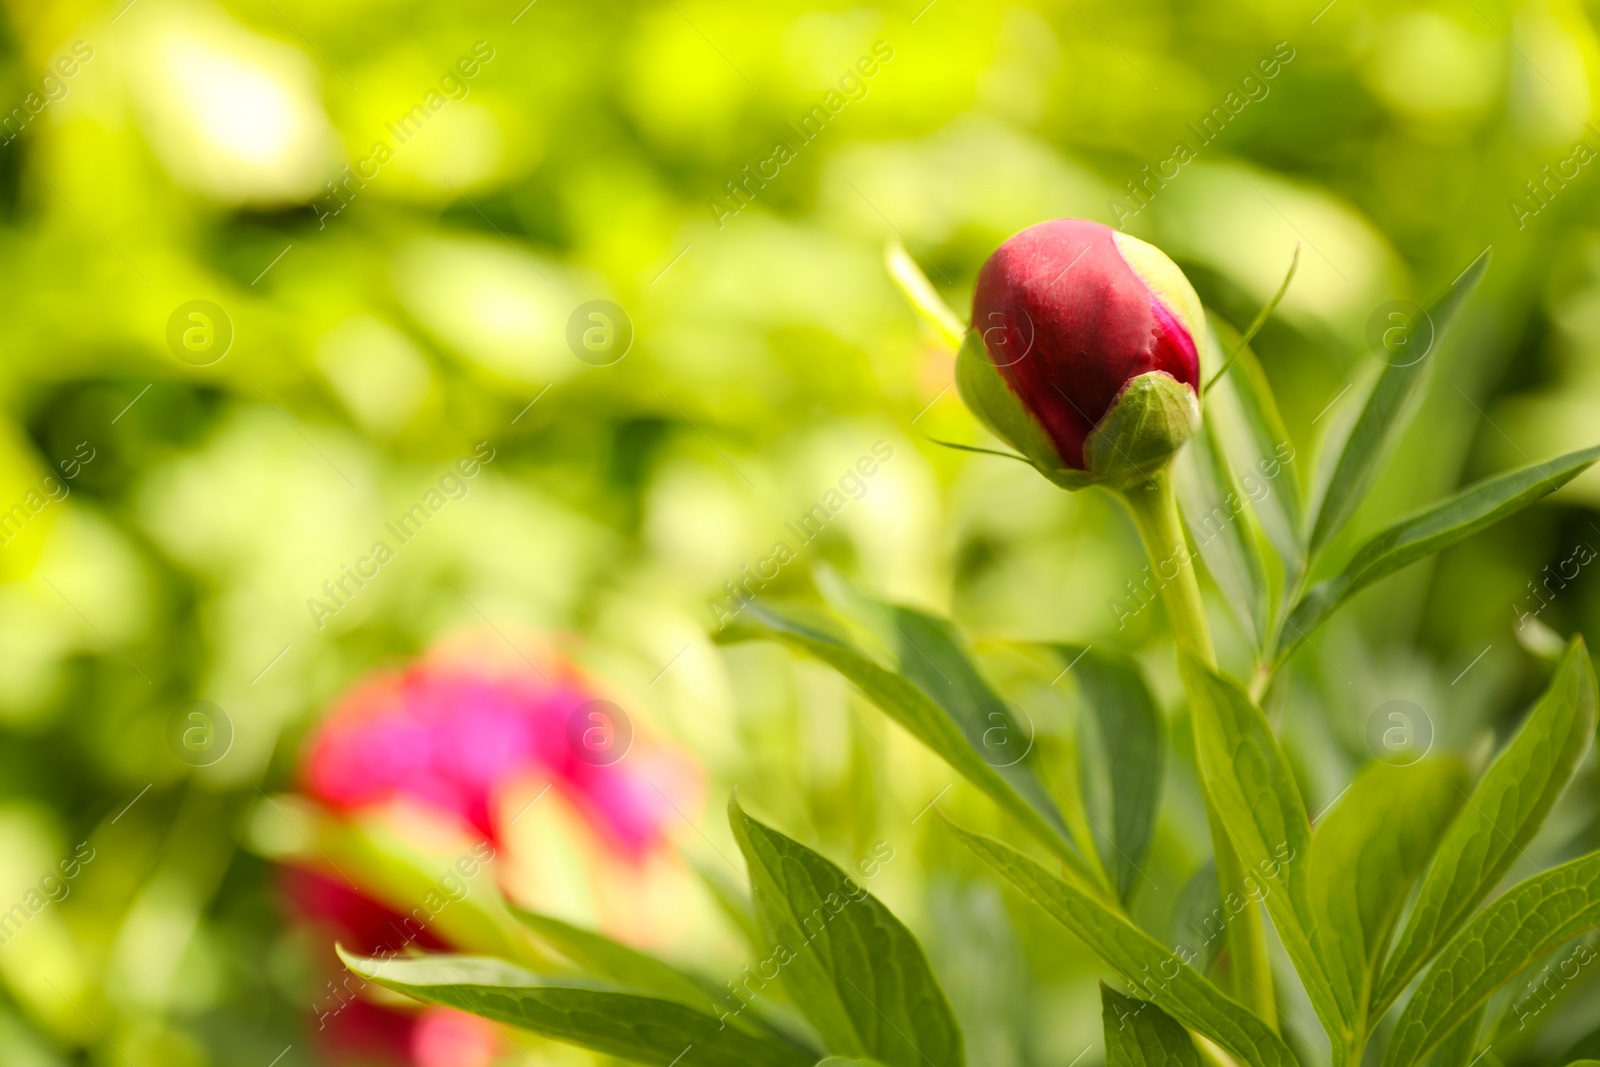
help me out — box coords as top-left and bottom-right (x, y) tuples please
(1085, 372), (1202, 487)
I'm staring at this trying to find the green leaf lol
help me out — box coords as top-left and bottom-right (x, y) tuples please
(1215, 327), (1304, 570)
(336, 948), (816, 1067)
(1280, 445), (1600, 663)
(1306, 760), (1467, 1047)
(885, 238), (964, 350)
(1176, 418), (1272, 649)
(513, 907), (826, 1056)
(1308, 249), (1489, 555)
(1374, 638), (1598, 1014)
(509, 905), (815, 1052)
(729, 796), (964, 1067)
(511, 907), (720, 1009)
(1169, 860), (1224, 974)
(944, 819), (1299, 1067)
(1179, 657), (1352, 1047)
(1422, 1006), (1482, 1067)
(1378, 850), (1600, 1067)
(1204, 245), (1299, 395)
(1052, 643), (1166, 901)
(718, 598), (1100, 890)
(1101, 983), (1201, 1067)
(817, 1060), (893, 1066)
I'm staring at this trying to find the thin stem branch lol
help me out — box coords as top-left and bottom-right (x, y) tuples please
(1120, 470), (1278, 1031)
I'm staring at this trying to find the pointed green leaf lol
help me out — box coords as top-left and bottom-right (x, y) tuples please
(944, 820), (1299, 1067)
(507, 906), (814, 1052)
(1180, 657), (1353, 1045)
(1309, 249), (1489, 555)
(1101, 983), (1201, 1067)
(729, 797), (963, 1067)
(336, 949), (816, 1067)
(1210, 319), (1304, 571)
(1307, 760), (1467, 1046)
(718, 599), (1100, 890)
(1205, 245), (1299, 395)
(511, 907), (721, 1009)
(1374, 639), (1597, 1013)
(1176, 418), (1272, 649)
(1281, 445), (1600, 663)
(886, 238), (964, 350)
(1052, 643), (1165, 901)
(1379, 850), (1600, 1067)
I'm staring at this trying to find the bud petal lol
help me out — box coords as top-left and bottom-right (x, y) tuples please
(955, 331), (1095, 489)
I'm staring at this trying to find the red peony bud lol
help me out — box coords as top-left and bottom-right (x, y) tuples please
(958, 219), (1206, 488)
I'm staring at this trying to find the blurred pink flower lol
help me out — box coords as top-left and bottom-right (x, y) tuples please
(411, 1007), (499, 1067)
(289, 644), (701, 1065)
(302, 656), (677, 859)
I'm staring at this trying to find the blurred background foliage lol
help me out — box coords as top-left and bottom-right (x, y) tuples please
(3, 0), (1600, 1063)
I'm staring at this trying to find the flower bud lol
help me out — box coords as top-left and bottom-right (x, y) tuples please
(957, 219), (1205, 488)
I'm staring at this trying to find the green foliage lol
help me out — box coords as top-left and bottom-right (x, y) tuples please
(1380, 850), (1600, 1067)
(1307, 760), (1466, 1044)
(1281, 445), (1600, 661)
(326, 191), (1600, 1067)
(944, 820), (1298, 1067)
(1100, 984), (1201, 1067)
(15, 1), (1600, 1063)
(510, 906), (751, 1025)
(1053, 643), (1167, 901)
(1308, 250), (1490, 554)
(729, 797), (964, 1067)
(1374, 640), (1598, 1013)
(1180, 657), (1350, 1049)
(1177, 414), (1273, 647)
(718, 597), (1100, 889)
(336, 949), (818, 1067)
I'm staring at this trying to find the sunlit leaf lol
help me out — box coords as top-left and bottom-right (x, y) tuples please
(945, 819), (1299, 1067)
(508, 906), (813, 1052)
(719, 598), (1100, 890)
(1180, 657), (1352, 1044)
(1213, 326), (1304, 570)
(886, 238), (965, 350)
(1379, 850), (1600, 1067)
(729, 796), (963, 1067)
(337, 949), (817, 1067)
(1374, 639), (1598, 1014)
(1307, 760), (1466, 1047)
(1308, 249), (1490, 555)
(1281, 444), (1600, 662)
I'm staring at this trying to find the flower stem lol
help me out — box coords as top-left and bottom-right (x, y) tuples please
(1120, 470), (1278, 1030)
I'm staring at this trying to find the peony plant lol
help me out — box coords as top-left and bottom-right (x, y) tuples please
(333, 220), (1600, 1067)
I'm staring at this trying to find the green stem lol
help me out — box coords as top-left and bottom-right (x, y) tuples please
(1120, 470), (1278, 1030)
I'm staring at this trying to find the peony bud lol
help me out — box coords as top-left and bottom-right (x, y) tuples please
(957, 218), (1206, 488)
